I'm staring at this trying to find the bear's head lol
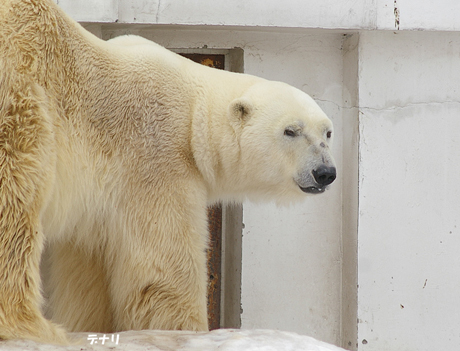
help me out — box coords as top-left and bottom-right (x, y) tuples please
(228, 81), (336, 203)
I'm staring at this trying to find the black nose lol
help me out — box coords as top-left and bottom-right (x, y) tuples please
(313, 165), (336, 186)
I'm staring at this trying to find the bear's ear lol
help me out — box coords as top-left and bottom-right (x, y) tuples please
(229, 97), (253, 123)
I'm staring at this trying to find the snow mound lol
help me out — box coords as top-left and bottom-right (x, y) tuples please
(1, 329), (347, 351)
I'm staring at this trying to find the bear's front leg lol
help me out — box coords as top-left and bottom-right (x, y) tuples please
(108, 193), (210, 332)
(43, 241), (114, 333)
(110, 241), (209, 331)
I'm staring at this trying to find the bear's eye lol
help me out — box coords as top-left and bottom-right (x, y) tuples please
(326, 131), (332, 138)
(284, 129), (297, 137)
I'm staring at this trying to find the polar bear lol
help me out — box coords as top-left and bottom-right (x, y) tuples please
(0, 0), (336, 345)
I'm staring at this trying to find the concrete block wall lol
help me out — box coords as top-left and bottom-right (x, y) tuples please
(356, 30), (460, 351)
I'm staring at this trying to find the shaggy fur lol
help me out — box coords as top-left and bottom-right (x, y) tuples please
(0, 0), (335, 344)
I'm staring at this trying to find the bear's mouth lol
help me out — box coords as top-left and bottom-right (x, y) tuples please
(299, 186), (326, 194)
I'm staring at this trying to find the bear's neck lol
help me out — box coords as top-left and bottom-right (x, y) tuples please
(189, 68), (263, 203)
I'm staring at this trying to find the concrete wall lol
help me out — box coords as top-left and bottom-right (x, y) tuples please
(57, 0), (460, 31)
(57, 1), (460, 350)
(356, 30), (460, 351)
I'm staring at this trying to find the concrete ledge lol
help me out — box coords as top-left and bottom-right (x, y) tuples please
(2, 329), (346, 350)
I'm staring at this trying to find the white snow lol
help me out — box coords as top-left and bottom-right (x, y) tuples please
(1, 329), (347, 351)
